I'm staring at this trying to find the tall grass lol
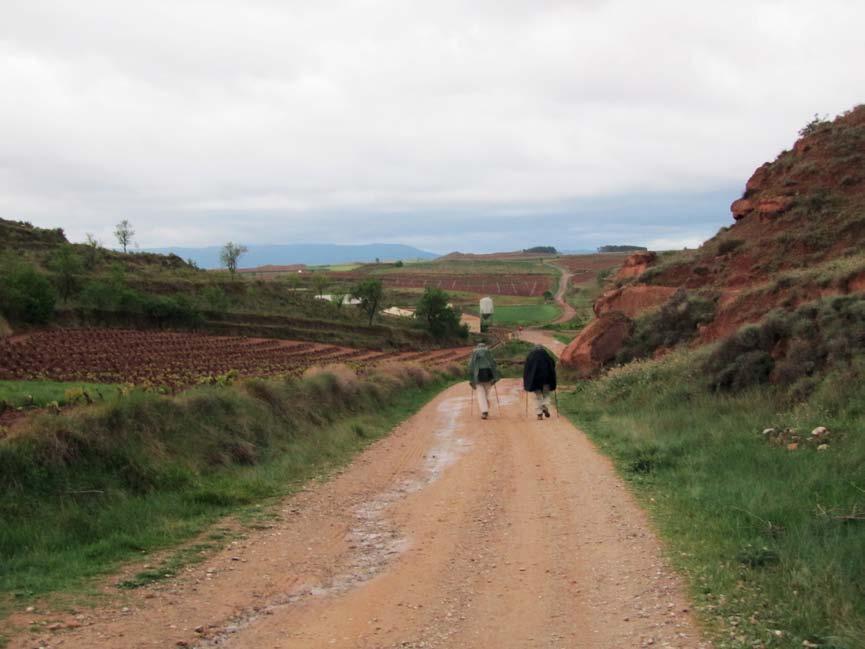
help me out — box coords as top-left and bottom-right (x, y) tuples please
(0, 365), (457, 617)
(562, 350), (865, 649)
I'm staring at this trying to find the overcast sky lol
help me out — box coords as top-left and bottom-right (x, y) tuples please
(2, 1), (864, 253)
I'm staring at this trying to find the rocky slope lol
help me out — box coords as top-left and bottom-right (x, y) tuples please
(563, 104), (865, 373)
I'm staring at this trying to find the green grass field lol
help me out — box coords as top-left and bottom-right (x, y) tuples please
(561, 350), (865, 649)
(464, 302), (561, 326)
(482, 303), (561, 326)
(308, 263), (362, 272)
(0, 380), (117, 408)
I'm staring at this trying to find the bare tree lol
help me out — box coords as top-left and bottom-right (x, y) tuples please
(114, 220), (135, 253)
(220, 242), (248, 276)
(352, 279), (384, 325)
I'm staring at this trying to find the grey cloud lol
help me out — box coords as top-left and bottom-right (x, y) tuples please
(1, 1), (864, 251)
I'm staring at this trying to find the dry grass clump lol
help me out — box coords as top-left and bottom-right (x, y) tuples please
(443, 363), (464, 378)
(371, 362), (433, 388)
(303, 363), (361, 396)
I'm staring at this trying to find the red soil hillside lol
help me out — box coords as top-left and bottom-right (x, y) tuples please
(647, 105), (865, 293)
(562, 104), (865, 371)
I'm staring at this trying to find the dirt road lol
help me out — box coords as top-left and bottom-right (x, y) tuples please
(10, 381), (708, 649)
(550, 263), (576, 325)
(517, 328), (567, 358)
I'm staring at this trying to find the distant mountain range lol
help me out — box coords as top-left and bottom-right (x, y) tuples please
(144, 243), (438, 269)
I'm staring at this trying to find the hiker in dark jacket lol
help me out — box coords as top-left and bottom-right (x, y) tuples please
(468, 343), (501, 419)
(523, 345), (556, 420)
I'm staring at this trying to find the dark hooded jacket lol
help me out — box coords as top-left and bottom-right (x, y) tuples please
(523, 346), (557, 392)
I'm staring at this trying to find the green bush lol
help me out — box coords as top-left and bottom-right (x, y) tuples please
(0, 263), (57, 324)
(46, 245), (84, 302)
(617, 289), (716, 363)
(200, 285), (230, 312)
(415, 287), (468, 340)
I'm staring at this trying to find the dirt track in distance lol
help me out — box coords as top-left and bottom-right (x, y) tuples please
(550, 263), (577, 325)
(8, 380), (709, 649)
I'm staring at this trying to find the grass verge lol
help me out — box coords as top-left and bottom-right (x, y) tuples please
(561, 350), (865, 649)
(0, 380), (117, 409)
(0, 365), (457, 624)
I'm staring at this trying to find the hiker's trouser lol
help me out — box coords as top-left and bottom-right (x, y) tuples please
(533, 386), (552, 415)
(475, 382), (493, 414)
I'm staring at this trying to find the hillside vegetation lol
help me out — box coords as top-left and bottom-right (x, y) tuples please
(0, 220), (464, 350)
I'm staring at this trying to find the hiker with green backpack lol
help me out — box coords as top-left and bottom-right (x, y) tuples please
(468, 342), (501, 420)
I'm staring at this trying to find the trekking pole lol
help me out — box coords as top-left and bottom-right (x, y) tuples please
(493, 383), (503, 414)
(470, 385), (474, 416)
(525, 390), (528, 418)
(554, 390), (560, 418)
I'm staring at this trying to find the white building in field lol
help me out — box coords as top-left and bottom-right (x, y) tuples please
(315, 294), (361, 305)
(383, 306), (415, 318)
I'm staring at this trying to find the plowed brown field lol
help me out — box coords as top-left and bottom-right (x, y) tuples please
(0, 329), (471, 390)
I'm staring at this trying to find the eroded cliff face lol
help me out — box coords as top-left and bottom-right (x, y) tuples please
(562, 105), (865, 374)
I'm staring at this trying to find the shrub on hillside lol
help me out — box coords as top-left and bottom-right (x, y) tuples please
(705, 295), (865, 393)
(717, 239), (744, 256)
(617, 289), (716, 363)
(200, 285), (230, 312)
(46, 244), (84, 303)
(0, 262), (57, 324)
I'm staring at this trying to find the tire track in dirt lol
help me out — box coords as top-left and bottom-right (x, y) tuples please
(7, 381), (710, 649)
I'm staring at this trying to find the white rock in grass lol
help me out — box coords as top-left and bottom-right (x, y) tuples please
(811, 426), (829, 437)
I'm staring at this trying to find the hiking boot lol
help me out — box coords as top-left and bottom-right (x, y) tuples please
(537, 414), (544, 420)
(481, 412), (488, 420)
(542, 405), (551, 418)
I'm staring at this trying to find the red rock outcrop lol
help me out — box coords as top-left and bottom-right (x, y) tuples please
(745, 163), (771, 194)
(594, 285), (678, 319)
(756, 196), (793, 216)
(561, 312), (634, 376)
(731, 196), (793, 220)
(613, 251), (657, 281)
(731, 198), (753, 220)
